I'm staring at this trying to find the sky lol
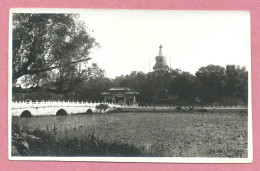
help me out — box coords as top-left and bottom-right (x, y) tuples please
(11, 9), (250, 79)
(78, 10), (250, 78)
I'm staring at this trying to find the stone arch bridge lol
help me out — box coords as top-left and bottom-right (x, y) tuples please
(12, 101), (120, 117)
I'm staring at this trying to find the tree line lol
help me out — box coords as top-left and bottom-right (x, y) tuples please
(71, 64), (247, 106)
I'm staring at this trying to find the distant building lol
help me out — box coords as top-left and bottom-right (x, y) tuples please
(153, 45), (169, 71)
(101, 87), (139, 105)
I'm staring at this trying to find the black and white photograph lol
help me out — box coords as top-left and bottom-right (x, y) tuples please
(9, 9), (252, 163)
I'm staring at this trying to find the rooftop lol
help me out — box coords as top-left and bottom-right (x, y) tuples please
(109, 87), (130, 91)
(125, 91), (139, 95)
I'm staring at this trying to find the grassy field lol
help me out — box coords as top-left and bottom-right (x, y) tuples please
(12, 111), (248, 157)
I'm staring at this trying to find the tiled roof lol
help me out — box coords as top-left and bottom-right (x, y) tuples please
(125, 91), (139, 95)
(109, 87), (130, 91)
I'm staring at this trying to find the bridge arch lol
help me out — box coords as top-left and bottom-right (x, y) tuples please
(86, 109), (93, 114)
(56, 109), (68, 116)
(21, 110), (32, 117)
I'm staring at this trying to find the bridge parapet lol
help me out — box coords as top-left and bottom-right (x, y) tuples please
(120, 104), (248, 110)
(12, 101), (121, 108)
(12, 101), (122, 117)
(11, 101), (247, 117)
(12, 101), (247, 110)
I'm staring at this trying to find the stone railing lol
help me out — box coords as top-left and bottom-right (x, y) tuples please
(120, 105), (248, 110)
(12, 101), (121, 108)
(12, 101), (247, 110)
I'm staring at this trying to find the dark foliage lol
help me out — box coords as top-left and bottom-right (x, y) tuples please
(176, 106), (182, 111)
(96, 104), (109, 111)
(107, 107), (124, 113)
(110, 65), (247, 106)
(12, 13), (99, 93)
(13, 64), (248, 106)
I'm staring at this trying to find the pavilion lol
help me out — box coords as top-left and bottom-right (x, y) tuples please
(101, 87), (138, 105)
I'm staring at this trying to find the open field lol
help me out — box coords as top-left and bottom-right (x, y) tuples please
(12, 111), (248, 157)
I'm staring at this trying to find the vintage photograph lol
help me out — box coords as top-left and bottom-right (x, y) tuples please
(9, 9), (252, 162)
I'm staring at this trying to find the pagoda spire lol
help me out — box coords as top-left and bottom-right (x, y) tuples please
(153, 44), (169, 71)
(159, 44), (163, 55)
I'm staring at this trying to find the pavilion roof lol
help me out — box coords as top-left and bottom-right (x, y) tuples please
(109, 87), (130, 91)
(125, 91), (139, 95)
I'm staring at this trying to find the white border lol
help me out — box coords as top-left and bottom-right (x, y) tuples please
(8, 8), (253, 163)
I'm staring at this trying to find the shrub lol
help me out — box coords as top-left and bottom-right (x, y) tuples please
(189, 106), (194, 111)
(107, 107), (123, 113)
(11, 120), (29, 156)
(96, 104), (110, 111)
(176, 106), (182, 111)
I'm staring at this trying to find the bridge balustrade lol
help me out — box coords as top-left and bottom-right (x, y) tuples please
(12, 101), (103, 108)
(12, 101), (247, 110)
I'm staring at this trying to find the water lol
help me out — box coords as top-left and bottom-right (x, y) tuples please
(13, 111), (248, 157)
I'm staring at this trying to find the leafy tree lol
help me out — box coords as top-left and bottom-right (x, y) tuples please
(225, 65), (248, 105)
(113, 75), (127, 87)
(168, 71), (196, 104)
(195, 65), (226, 105)
(76, 77), (112, 102)
(12, 13), (98, 92)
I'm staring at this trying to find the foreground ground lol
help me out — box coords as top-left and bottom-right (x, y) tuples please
(12, 110), (248, 157)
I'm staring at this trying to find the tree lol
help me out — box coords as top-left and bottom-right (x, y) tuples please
(12, 13), (98, 91)
(47, 62), (105, 92)
(168, 71), (196, 104)
(76, 77), (112, 102)
(225, 65), (248, 105)
(195, 65), (226, 105)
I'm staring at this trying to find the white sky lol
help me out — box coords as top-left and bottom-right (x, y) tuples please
(78, 10), (250, 78)
(11, 9), (251, 79)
